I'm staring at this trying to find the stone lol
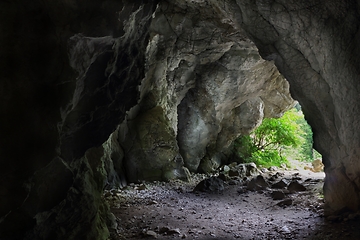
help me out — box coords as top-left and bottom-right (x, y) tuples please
(103, 131), (127, 189)
(119, 106), (190, 183)
(223, 165), (231, 172)
(271, 179), (289, 189)
(271, 191), (286, 200)
(135, 184), (147, 191)
(237, 187), (248, 194)
(148, 200), (158, 205)
(107, 213), (118, 230)
(228, 162), (262, 178)
(280, 163), (287, 169)
(287, 181), (307, 192)
(244, 163), (263, 177)
(158, 226), (171, 234)
(277, 199), (293, 207)
(304, 159), (324, 173)
(247, 175), (270, 191)
(268, 166), (278, 172)
(218, 173), (228, 182)
(280, 225), (291, 234)
(228, 180), (240, 185)
(193, 177), (225, 193)
(32, 147), (114, 240)
(269, 172), (285, 182)
(146, 230), (158, 238)
(166, 228), (181, 235)
(229, 170), (240, 177)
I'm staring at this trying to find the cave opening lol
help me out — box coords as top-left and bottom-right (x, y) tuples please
(106, 104), (339, 240)
(231, 103), (324, 172)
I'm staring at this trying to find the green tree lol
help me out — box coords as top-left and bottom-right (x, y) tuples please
(233, 108), (306, 168)
(283, 104), (315, 162)
(253, 109), (303, 152)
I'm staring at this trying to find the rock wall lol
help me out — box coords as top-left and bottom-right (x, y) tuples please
(118, 0), (294, 182)
(0, 1), (158, 239)
(233, 0), (360, 214)
(2, 0), (360, 238)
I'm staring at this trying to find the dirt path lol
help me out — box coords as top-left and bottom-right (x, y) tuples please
(106, 169), (360, 240)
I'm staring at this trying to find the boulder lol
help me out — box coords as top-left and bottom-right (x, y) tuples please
(119, 106), (190, 183)
(247, 175), (270, 191)
(193, 177), (225, 193)
(271, 191), (286, 200)
(227, 162), (262, 179)
(272, 179), (289, 189)
(304, 159), (324, 173)
(277, 199), (293, 207)
(288, 181), (307, 192)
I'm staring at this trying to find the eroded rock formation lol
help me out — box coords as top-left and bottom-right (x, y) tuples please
(234, 0), (360, 215)
(119, 1), (294, 182)
(0, 1), (158, 239)
(1, 0), (360, 239)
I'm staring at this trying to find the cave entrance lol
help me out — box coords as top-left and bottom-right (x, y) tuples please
(106, 106), (335, 239)
(281, 103), (323, 173)
(232, 102), (323, 174)
(106, 90), (360, 240)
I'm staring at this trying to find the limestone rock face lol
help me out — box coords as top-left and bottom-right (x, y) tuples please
(0, 1), (157, 239)
(118, 0), (294, 179)
(233, 0), (360, 214)
(120, 106), (190, 182)
(102, 130), (127, 189)
(29, 149), (111, 240)
(3, 0), (360, 238)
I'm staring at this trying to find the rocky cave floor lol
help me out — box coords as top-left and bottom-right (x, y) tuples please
(105, 166), (360, 240)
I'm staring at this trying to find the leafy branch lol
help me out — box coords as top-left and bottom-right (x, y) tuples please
(233, 107), (312, 168)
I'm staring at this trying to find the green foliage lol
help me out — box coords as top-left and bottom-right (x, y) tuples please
(233, 106), (316, 168)
(253, 108), (303, 151)
(251, 150), (289, 168)
(233, 135), (257, 160)
(282, 105), (315, 162)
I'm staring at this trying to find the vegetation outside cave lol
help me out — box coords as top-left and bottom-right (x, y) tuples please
(233, 103), (322, 169)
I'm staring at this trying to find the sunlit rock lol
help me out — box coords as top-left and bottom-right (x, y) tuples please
(234, 0), (360, 214)
(118, 0), (294, 178)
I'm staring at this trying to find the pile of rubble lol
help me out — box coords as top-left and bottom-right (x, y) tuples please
(193, 162), (319, 208)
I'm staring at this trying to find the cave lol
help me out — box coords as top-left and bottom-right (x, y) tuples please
(1, 0), (360, 239)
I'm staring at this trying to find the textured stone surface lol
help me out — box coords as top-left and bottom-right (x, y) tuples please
(247, 175), (271, 191)
(233, 0), (360, 214)
(119, 106), (190, 182)
(118, 0), (294, 179)
(193, 177), (225, 193)
(0, 1), (158, 239)
(28, 148), (111, 240)
(102, 129), (127, 189)
(2, 0), (360, 238)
